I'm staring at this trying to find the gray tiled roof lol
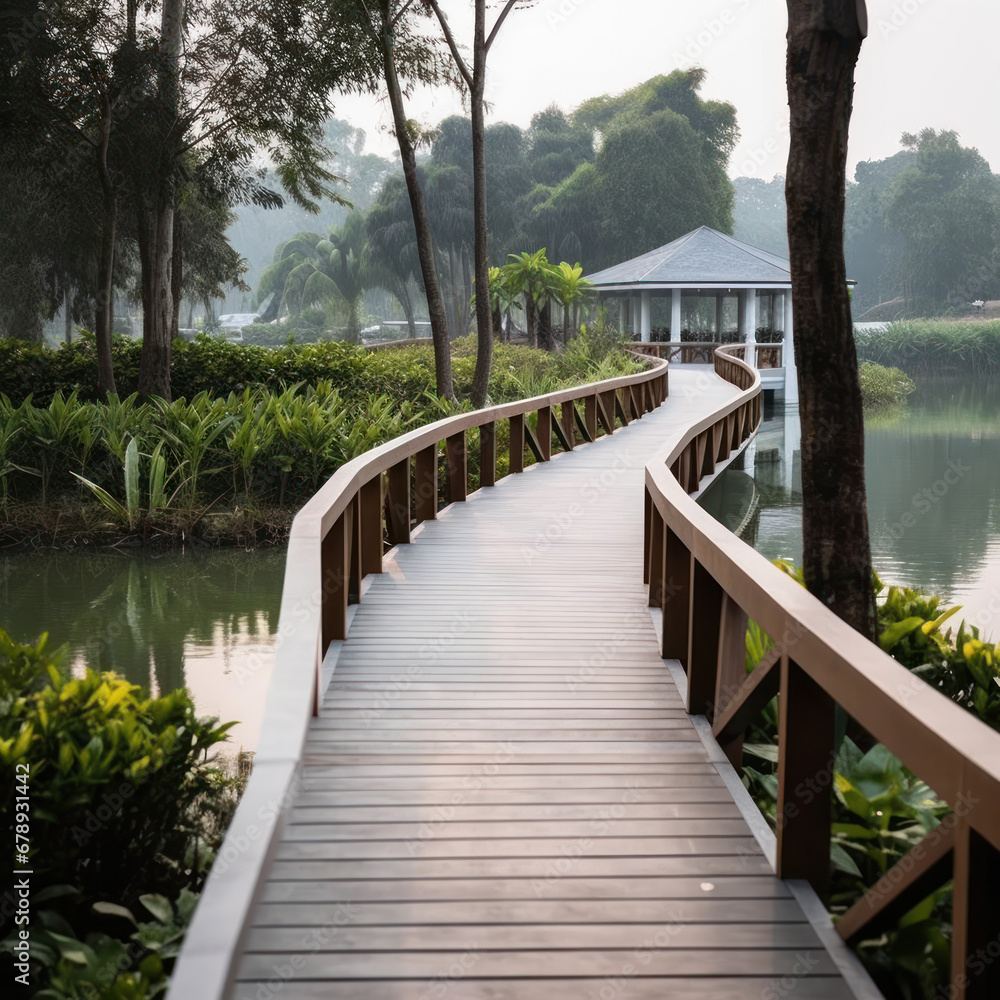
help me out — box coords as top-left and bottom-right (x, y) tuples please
(585, 227), (791, 287)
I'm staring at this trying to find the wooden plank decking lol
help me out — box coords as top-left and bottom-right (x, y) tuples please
(231, 371), (856, 1000)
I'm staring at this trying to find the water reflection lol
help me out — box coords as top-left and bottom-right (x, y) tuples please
(0, 548), (287, 751)
(701, 378), (1000, 638)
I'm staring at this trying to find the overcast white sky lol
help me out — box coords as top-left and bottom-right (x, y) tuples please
(333, 0), (1000, 180)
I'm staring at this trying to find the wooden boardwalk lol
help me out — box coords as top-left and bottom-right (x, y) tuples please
(231, 371), (857, 1000)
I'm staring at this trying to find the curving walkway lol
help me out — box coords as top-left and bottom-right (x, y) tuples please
(229, 371), (856, 1000)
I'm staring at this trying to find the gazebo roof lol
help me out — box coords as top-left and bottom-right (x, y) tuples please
(585, 227), (792, 289)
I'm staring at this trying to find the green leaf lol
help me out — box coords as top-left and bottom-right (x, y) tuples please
(139, 894), (174, 924)
(742, 742), (779, 763)
(831, 842), (863, 877)
(879, 617), (925, 651)
(93, 901), (138, 925)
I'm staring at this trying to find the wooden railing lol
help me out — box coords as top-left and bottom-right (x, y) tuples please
(646, 345), (1000, 1000)
(167, 353), (669, 1000)
(632, 341), (783, 368)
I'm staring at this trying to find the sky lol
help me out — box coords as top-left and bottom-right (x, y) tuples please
(333, 0), (1000, 180)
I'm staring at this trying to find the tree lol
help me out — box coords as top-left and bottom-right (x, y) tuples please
(501, 249), (555, 349)
(349, 0), (455, 400)
(424, 0), (524, 406)
(528, 71), (738, 271)
(549, 261), (596, 343)
(365, 173), (424, 337)
(785, 0), (874, 638)
(884, 129), (1000, 310)
(258, 213), (370, 341)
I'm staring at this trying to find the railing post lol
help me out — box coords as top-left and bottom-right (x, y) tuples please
(509, 414), (525, 474)
(776, 655), (834, 902)
(414, 443), (437, 524)
(480, 421), (496, 488)
(686, 560), (724, 715)
(643, 488), (652, 584)
(585, 394), (598, 441)
(385, 459), (410, 546)
(714, 593), (748, 768)
(952, 820), (1000, 999)
(321, 511), (349, 646)
(647, 505), (665, 608)
(360, 477), (383, 577)
(536, 406), (552, 461)
(561, 401), (575, 450)
(662, 526), (691, 664)
(446, 431), (467, 503)
(348, 494), (362, 605)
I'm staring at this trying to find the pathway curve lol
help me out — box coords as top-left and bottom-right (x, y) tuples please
(231, 370), (855, 1000)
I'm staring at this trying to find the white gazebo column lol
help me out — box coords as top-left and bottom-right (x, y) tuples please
(741, 288), (757, 365)
(783, 289), (798, 405)
(670, 288), (682, 343)
(632, 293), (641, 339)
(640, 290), (652, 343)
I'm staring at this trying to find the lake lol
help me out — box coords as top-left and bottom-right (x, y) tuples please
(0, 547), (287, 753)
(701, 376), (1000, 639)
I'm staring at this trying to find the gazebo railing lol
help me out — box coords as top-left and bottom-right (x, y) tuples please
(633, 341), (784, 369)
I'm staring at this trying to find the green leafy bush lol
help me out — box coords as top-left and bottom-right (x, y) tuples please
(858, 361), (916, 409)
(0, 630), (233, 901)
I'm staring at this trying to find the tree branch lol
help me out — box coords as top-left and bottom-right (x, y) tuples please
(391, 0), (420, 28)
(424, 0), (473, 89)
(485, 0), (520, 52)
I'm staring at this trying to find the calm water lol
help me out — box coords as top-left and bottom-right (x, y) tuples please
(0, 547), (287, 752)
(702, 377), (1000, 639)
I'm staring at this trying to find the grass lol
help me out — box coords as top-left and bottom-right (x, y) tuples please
(855, 319), (1000, 375)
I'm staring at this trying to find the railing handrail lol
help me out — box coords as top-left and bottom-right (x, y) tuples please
(168, 351), (669, 1000)
(646, 351), (1000, 824)
(646, 343), (1000, 981)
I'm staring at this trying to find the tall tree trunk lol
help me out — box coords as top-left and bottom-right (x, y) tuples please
(378, 7), (453, 399)
(170, 206), (182, 341)
(461, 245), (473, 337)
(136, 0), (183, 402)
(95, 98), (118, 397)
(469, 33), (493, 406)
(785, 0), (875, 639)
(136, 200), (175, 401)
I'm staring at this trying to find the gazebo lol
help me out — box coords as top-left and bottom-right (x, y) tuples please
(586, 227), (808, 403)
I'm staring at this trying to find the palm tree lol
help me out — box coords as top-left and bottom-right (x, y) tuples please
(550, 261), (596, 343)
(501, 249), (555, 348)
(257, 213), (370, 342)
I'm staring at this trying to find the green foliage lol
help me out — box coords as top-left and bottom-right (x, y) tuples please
(0, 332), (641, 527)
(855, 319), (1000, 375)
(876, 575), (1000, 731)
(858, 361), (916, 409)
(0, 629), (233, 901)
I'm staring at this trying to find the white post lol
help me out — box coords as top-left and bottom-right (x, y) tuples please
(671, 287), (682, 343)
(745, 288), (757, 366)
(619, 297), (626, 333)
(632, 293), (641, 339)
(640, 290), (652, 343)
(783, 289), (798, 405)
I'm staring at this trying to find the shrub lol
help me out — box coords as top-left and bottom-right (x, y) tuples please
(0, 629), (233, 902)
(858, 361), (915, 409)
